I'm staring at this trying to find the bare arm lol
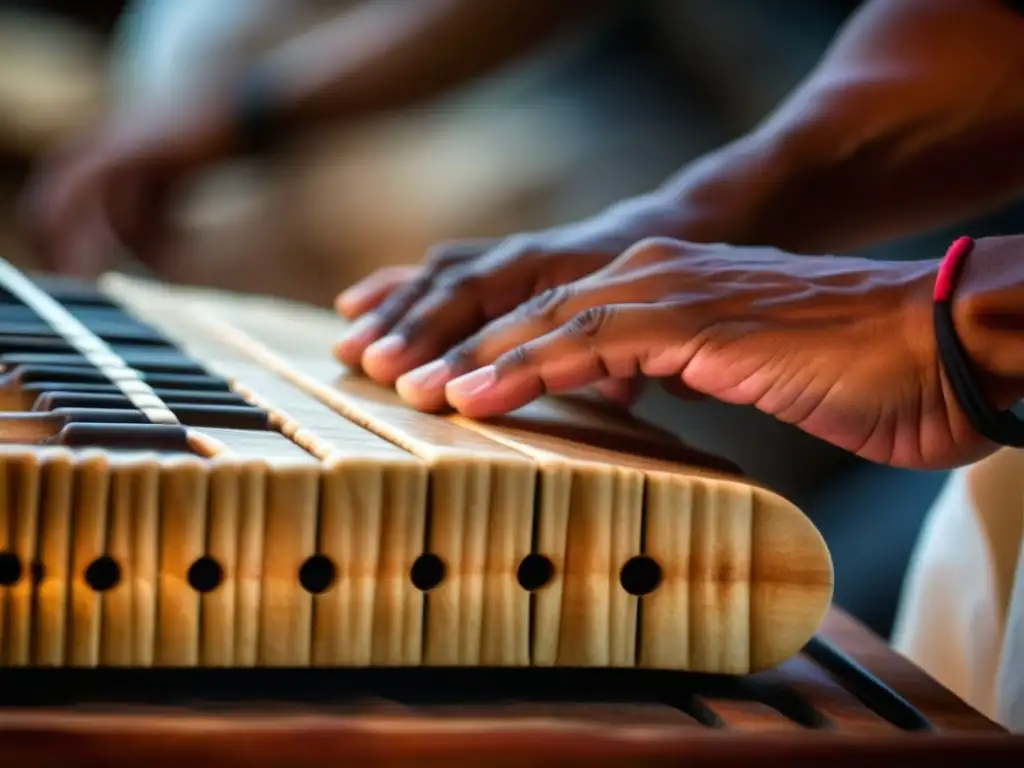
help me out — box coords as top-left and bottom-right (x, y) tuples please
(655, 0), (1024, 253)
(263, 0), (600, 126)
(179, 0), (601, 163)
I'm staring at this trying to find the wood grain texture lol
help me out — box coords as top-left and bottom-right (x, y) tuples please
(100, 273), (834, 673)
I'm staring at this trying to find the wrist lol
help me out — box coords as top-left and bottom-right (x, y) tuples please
(949, 236), (1024, 407)
(150, 64), (296, 172)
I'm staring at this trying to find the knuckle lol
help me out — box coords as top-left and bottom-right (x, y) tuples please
(424, 243), (468, 270)
(518, 285), (572, 321)
(500, 233), (541, 256)
(566, 305), (613, 338)
(501, 344), (531, 370)
(437, 267), (480, 294)
(621, 237), (683, 267)
(442, 343), (478, 373)
(390, 316), (424, 343)
(374, 276), (430, 323)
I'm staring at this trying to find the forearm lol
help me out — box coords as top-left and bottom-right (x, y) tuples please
(652, 0), (1024, 253)
(261, 0), (597, 126)
(159, 0), (597, 169)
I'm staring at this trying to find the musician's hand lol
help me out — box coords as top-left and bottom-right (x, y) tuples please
(18, 102), (229, 277)
(333, 196), (684, 406)
(394, 237), (995, 470)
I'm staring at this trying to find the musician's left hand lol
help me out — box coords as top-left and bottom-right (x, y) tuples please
(391, 237), (1000, 470)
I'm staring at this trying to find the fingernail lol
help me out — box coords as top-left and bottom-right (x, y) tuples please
(400, 359), (450, 390)
(339, 313), (381, 346)
(447, 366), (498, 398)
(365, 334), (407, 360)
(339, 284), (370, 308)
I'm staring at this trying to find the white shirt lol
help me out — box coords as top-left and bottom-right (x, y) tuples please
(892, 448), (1024, 731)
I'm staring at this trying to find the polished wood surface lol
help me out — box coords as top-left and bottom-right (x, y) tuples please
(0, 608), (1020, 766)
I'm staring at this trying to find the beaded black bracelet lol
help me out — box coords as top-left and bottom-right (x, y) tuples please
(933, 236), (1024, 447)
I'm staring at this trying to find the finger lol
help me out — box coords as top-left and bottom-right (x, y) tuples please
(334, 265), (423, 319)
(333, 241), (491, 367)
(335, 239), (493, 319)
(359, 240), (547, 383)
(444, 303), (687, 418)
(394, 275), (656, 411)
(333, 271), (433, 367)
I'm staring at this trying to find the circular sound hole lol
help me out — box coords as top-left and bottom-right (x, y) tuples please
(410, 553), (445, 592)
(84, 556), (121, 592)
(619, 555), (662, 596)
(298, 555), (337, 594)
(187, 556), (225, 593)
(516, 554), (554, 592)
(0, 552), (22, 587)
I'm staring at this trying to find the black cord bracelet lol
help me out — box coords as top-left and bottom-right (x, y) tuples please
(234, 65), (285, 156)
(932, 236), (1024, 447)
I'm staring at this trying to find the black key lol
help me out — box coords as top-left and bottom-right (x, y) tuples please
(0, 321), (55, 336)
(9, 364), (112, 386)
(0, 307), (44, 321)
(108, 343), (184, 357)
(25, 274), (119, 308)
(24, 382), (125, 397)
(0, 322), (169, 346)
(62, 306), (143, 323)
(0, 352), (206, 376)
(140, 372), (232, 391)
(31, 387), (251, 408)
(0, 305), (149, 330)
(49, 408), (149, 425)
(51, 423), (192, 452)
(32, 392), (140, 411)
(0, 336), (73, 354)
(30, 393), (269, 430)
(170, 404), (270, 431)
(10, 365), (232, 392)
(81, 324), (170, 345)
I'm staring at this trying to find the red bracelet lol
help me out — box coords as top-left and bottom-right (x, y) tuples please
(932, 235), (974, 303)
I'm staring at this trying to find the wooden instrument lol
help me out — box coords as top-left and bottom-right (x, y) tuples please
(1, 258), (1020, 764)
(0, 257), (833, 673)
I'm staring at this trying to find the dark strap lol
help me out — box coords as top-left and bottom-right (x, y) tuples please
(234, 64), (285, 156)
(932, 236), (1024, 447)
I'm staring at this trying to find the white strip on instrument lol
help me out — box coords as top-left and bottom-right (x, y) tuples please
(0, 260), (833, 672)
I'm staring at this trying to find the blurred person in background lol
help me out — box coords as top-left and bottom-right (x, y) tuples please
(18, 0), (859, 305)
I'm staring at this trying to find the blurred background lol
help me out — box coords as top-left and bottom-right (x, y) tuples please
(2, 0), (1021, 642)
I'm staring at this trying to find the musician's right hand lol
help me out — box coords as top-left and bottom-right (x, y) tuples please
(18, 100), (231, 278)
(333, 195), (686, 406)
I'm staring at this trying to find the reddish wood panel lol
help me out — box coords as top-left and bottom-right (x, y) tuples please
(0, 608), (1021, 766)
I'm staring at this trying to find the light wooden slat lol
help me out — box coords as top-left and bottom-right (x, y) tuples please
(0, 452), (39, 666)
(105, 276), (539, 668)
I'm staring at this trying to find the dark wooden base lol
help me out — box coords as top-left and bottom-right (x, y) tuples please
(1, 609), (1021, 766)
